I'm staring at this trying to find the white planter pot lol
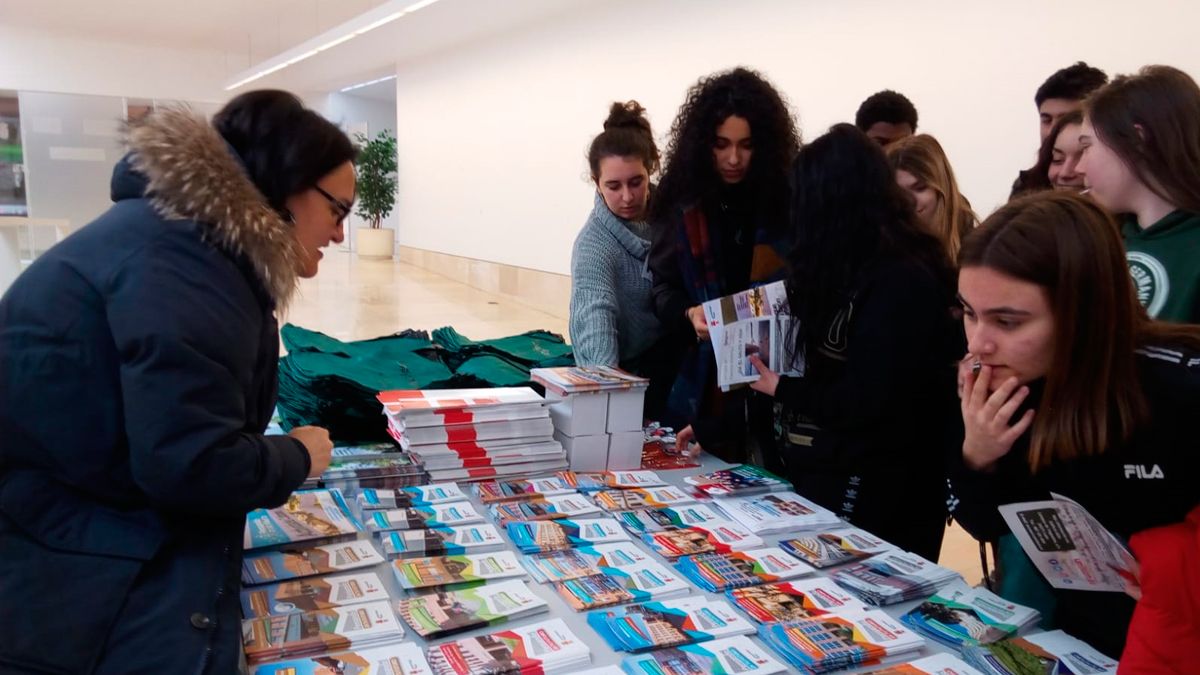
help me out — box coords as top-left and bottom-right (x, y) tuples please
(356, 227), (395, 259)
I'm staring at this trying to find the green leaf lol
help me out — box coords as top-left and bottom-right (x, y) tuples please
(353, 130), (398, 228)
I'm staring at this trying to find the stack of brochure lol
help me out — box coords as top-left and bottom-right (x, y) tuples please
(642, 521), (764, 558)
(241, 571), (390, 618)
(726, 578), (861, 623)
(593, 486), (698, 511)
(676, 547), (813, 592)
(616, 504), (726, 534)
(552, 560), (691, 610)
(244, 489), (362, 551)
(832, 550), (961, 606)
(507, 517), (631, 554)
(619, 636), (789, 675)
(684, 465), (790, 498)
(589, 597), (755, 652)
(560, 470), (667, 492)
(779, 526), (894, 569)
(249, 642), (432, 675)
(862, 654), (986, 674)
(426, 619), (592, 675)
(391, 551), (526, 592)
(474, 475), (577, 503)
(522, 543), (653, 583)
(363, 501), (484, 534)
(900, 580), (1041, 649)
(379, 524), (505, 559)
(756, 609), (925, 673)
(308, 442), (427, 490)
(377, 387), (567, 481)
(242, 601), (406, 664)
(357, 483), (468, 511)
(531, 365), (649, 397)
(713, 491), (840, 535)
(242, 540), (385, 586)
(489, 493), (602, 525)
(394, 579), (549, 639)
(962, 629), (1118, 675)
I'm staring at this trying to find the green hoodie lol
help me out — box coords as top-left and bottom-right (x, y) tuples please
(1123, 210), (1200, 323)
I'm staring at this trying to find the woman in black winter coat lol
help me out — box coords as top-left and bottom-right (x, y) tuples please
(0, 90), (353, 674)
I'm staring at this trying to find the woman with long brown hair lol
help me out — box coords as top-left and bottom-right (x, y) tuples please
(950, 191), (1200, 659)
(885, 134), (978, 261)
(1077, 64), (1200, 323)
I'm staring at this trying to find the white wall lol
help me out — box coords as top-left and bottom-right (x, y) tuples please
(393, 0), (1200, 275)
(0, 27), (227, 102)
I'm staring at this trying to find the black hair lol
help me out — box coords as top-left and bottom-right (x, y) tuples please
(785, 123), (951, 363)
(650, 67), (799, 224)
(1035, 61), (1108, 107)
(212, 90), (357, 213)
(588, 101), (660, 179)
(854, 90), (918, 131)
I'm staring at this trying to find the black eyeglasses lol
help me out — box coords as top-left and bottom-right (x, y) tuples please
(313, 184), (353, 222)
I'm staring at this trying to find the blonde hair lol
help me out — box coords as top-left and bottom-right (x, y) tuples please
(886, 134), (978, 260)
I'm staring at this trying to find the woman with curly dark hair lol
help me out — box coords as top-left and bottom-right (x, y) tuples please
(648, 66), (800, 466)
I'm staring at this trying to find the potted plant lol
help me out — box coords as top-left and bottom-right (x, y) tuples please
(353, 129), (398, 259)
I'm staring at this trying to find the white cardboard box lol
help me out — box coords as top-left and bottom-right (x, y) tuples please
(606, 388), (646, 433)
(554, 430), (609, 471)
(547, 390), (608, 437)
(606, 430), (644, 470)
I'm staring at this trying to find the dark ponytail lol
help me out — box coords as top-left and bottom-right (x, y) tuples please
(587, 100), (660, 180)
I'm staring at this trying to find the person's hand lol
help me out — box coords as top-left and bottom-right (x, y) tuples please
(686, 306), (709, 340)
(961, 366), (1035, 471)
(290, 425), (333, 478)
(675, 425), (702, 458)
(748, 355), (780, 397)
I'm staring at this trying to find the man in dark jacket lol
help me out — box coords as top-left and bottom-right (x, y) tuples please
(0, 94), (352, 674)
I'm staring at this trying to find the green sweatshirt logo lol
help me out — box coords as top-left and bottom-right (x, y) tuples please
(1127, 251), (1170, 318)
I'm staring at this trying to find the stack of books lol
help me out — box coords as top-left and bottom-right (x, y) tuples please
(307, 442), (428, 490)
(474, 475), (576, 503)
(675, 547), (813, 592)
(242, 540), (385, 586)
(588, 597), (755, 652)
(391, 551), (526, 592)
(779, 526), (894, 569)
(240, 571), (390, 618)
(522, 543), (653, 583)
(377, 387), (567, 481)
(593, 486), (698, 511)
(242, 601), (406, 665)
(488, 493), (602, 525)
(244, 489), (362, 552)
(363, 502), (485, 534)
(619, 636), (788, 675)
(641, 521), (764, 558)
(616, 504), (726, 534)
(394, 579), (549, 639)
(726, 578), (861, 623)
(379, 524), (506, 560)
(552, 560), (691, 610)
(684, 465), (791, 498)
(862, 654), (986, 674)
(713, 491), (841, 535)
(426, 619), (592, 675)
(961, 629), (1117, 675)
(832, 550), (962, 606)
(357, 483), (469, 511)
(756, 609), (925, 674)
(507, 517), (631, 554)
(900, 580), (1040, 650)
(248, 642), (432, 675)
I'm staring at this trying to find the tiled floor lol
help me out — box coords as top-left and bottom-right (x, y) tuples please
(290, 250), (981, 584)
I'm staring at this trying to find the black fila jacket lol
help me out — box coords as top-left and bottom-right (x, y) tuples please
(949, 343), (1200, 657)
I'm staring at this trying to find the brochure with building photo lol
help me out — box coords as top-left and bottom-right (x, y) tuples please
(242, 540), (385, 586)
(588, 598), (754, 652)
(248, 642), (433, 675)
(395, 579), (549, 639)
(701, 280), (801, 391)
(240, 571), (389, 618)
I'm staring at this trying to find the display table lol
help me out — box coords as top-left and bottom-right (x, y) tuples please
(314, 452), (965, 673)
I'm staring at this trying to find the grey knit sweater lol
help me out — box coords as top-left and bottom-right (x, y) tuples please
(569, 192), (664, 367)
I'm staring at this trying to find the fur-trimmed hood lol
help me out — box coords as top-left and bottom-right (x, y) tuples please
(121, 108), (302, 307)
